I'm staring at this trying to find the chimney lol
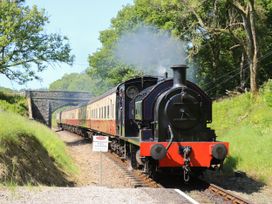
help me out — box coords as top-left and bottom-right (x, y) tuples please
(171, 64), (187, 87)
(164, 72), (168, 79)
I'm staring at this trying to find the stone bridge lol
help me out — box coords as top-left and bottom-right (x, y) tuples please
(25, 91), (91, 127)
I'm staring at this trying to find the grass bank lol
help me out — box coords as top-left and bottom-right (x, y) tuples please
(0, 88), (27, 116)
(211, 80), (272, 184)
(0, 111), (77, 186)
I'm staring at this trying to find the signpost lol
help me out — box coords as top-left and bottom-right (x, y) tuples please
(92, 136), (109, 185)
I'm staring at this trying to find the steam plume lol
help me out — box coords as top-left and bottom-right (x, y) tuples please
(114, 25), (186, 77)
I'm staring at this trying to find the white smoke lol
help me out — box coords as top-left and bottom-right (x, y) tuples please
(114, 25), (187, 77)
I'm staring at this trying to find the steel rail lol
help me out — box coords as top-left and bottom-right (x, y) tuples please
(207, 183), (253, 204)
(104, 152), (162, 188)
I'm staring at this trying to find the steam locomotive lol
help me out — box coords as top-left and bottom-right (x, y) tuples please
(57, 64), (229, 181)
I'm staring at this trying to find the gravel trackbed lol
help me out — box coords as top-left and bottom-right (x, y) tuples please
(0, 186), (192, 204)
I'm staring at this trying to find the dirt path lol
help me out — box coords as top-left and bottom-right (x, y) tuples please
(56, 130), (131, 188)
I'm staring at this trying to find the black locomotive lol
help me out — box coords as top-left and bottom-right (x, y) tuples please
(58, 64), (229, 181)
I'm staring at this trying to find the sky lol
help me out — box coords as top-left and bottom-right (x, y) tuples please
(0, 0), (133, 90)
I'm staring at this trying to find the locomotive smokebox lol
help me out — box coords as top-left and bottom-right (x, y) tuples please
(171, 64), (187, 87)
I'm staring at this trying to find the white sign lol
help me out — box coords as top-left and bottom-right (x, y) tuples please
(93, 136), (109, 152)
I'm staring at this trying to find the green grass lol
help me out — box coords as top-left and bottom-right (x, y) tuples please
(211, 81), (272, 184)
(0, 111), (77, 185)
(0, 89), (77, 186)
(0, 91), (27, 116)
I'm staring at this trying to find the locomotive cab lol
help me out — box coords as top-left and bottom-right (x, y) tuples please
(116, 76), (158, 137)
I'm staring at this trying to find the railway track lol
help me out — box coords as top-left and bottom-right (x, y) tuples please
(60, 130), (251, 204)
(104, 152), (162, 188)
(105, 150), (252, 204)
(206, 182), (252, 204)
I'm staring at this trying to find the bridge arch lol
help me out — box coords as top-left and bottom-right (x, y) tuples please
(26, 91), (91, 127)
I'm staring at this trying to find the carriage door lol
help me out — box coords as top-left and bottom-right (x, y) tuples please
(117, 86), (125, 136)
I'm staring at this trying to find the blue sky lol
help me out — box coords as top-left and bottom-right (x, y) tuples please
(0, 0), (133, 90)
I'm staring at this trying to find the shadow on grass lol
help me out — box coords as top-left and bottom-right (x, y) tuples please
(65, 138), (91, 147)
(203, 156), (265, 194)
(0, 134), (75, 186)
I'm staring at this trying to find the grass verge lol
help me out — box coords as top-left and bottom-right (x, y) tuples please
(0, 90), (27, 116)
(211, 83), (272, 184)
(0, 111), (77, 186)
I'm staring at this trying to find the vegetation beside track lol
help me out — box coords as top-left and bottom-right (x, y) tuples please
(0, 88), (27, 116)
(211, 80), (272, 184)
(0, 90), (77, 186)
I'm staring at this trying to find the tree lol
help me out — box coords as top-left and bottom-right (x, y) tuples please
(87, 5), (143, 88)
(229, 0), (258, 93)
(0, 1), (74, 84)
(87, 0), (272, 97)
(181, 0), (262, 94)
(49, 73), (100, 95)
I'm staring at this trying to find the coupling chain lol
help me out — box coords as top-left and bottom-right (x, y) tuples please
(182, 146), (192, 182)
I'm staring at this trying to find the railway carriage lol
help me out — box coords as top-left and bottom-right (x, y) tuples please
(87, 89), (117, 135)
(57, 64), (229, 181)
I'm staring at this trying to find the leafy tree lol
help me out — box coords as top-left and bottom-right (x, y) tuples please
(0, 1), (74, 84)
(87, 0), (272, 97)
(87, 5), (143, 89)
(49, 72), (104, 96)
(136, 0), (271, 95)
(179, 0), (270, 94)
(228, 0), (259, 93)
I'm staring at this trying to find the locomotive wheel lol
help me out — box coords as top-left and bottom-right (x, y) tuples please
(130, 152), (138, 169)
(145, 159), (158, 179)
(130, 145), (139, 169)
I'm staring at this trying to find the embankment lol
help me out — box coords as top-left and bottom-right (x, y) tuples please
(212, 80), (272, 184)
(0, 111), (77, 186)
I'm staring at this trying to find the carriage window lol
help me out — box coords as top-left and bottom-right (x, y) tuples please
(109, 104), (111, 119)
(106, 106), (108, 118)
(112, 104), (114, 119)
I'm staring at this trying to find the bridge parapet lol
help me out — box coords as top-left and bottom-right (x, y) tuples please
(26, 91), (91, 127)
